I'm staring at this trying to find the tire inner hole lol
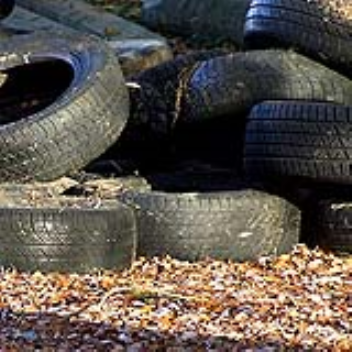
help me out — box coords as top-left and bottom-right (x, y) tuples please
(0, 59), (74, 125)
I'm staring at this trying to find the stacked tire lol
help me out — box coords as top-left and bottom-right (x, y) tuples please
(0, 29), (136, 272)
(1, 0), (351, 273)
(114, 49), (312, 264)
(243, 0), (352, 254)
(244, 0), (352, 77)
(108, 0), (352, 262)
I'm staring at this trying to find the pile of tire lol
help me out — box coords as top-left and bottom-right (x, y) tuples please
(0, 1), (136, 272)
(0, 0), (350, 273)
(242, 0), (352, 255)
(115, 0), (352, 262)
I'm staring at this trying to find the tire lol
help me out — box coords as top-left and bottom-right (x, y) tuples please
(0, 199), (137, 273)
(244, 101), (352, 184)
(0, 0), (14, 20)
(118, 189), (301, 262)
(0, 31), (129, 182)
(101, 51), (222, 173)
(311, 199), (352, 254)
(129, 50), (223, 133)
(142, 0), (250, 46)
(181, 50), (352, 122)
(243, 0), (352, 76)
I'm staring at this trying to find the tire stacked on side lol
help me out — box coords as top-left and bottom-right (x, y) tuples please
(0, 30), (137, 273)
(243, 101), (352, 254)
(118, 188), (301, 262)
(115, 7), (352, 260)
(101, 50), (223, 174)
(181, 50), (352, 122)
(243, 0), (352, 254)
(244, 101), (352, 184)
(112, 49), (325, 263)
(244, 0), (352, 76)
(0, 198), (137, 273)
(172, 49), (352, 171)
(0, 30), (129, 183)
(4, 0), (352, 271)
(95, 0), (352, 260)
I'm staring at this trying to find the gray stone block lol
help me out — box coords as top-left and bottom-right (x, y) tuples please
(15, 0), (173, 75)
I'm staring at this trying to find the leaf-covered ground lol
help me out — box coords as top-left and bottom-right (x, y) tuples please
(0, 245), (351, 350)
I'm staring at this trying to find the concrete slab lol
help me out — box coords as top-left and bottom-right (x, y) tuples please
(1, 6), (75, 34)
(13, 0), (172, 76)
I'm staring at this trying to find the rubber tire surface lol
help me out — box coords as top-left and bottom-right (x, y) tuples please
(142, 0), (251, 46)
(244, 101), (352, 184)
(244, 0), (352, 76)
(0, 31), (129, 182)
(0, 199), (136, 273)
(311, 200), (352, 254)
(182, 50), (352, 122)
(129, 50), (223, 133)
(103, 51), (222, 172)
(118, 189), (301, 262)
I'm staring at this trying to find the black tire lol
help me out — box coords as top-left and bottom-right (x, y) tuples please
(129, 50), (224, 133)
(101, 51), (222, 173)
(181, 50), (352, 122)
(118, 189), (301, 262)
(0, 31), (129, 182)
(243, 0), (352, 76)
(244, 101), (352, 184)
(310, 199), (352, 254)
(142, 0), (250, 46)
(0, 0), (14, 20)
(0, 198), (136, 273)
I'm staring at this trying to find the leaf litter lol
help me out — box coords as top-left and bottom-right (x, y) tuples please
(0, 245), (350, 350)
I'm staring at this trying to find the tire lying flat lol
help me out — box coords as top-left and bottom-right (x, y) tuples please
(244, 101), (352, 185)
(118, 189), (301, 262)
(243, 0), (352, 76)
(0, 198), (136, 273)
(0, 31), (129, 182)
(181, 50), (352, 122)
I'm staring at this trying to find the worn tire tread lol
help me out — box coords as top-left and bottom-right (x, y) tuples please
(119, 189), (300, 261)
(244, 101), (352, 184)
(0, 200), (136, 272)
